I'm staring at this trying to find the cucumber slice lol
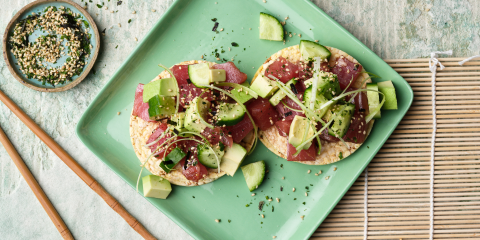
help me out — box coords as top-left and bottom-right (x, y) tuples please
(197, 144), (225, 168)
(220, 143), (247, 176)
(216, 102), (246, 126)
(366, 83), (381, 119)
(241, 160), (266, 192)
(325, 103), (355, 138)
(303, 72), (341, 100)
(377, 80), (398, 110)
(259, 12), (284, 41)
(299, 40), (331, 61)
(304, 86), (330, 120)
(188, 63), (211, 88)
(269, 79), (297, 106)
(159, 147), (186, 173)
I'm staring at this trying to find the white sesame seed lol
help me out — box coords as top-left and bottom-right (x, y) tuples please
(319, 170), (322, 174)
(132, 11), (136, 14)
(293, 188), (296, 192)
(307, 170), (311, 174)
(273, 236), (277, 239)
(261, 214), (265, 218)
(276, 198), (280, 202)
(117, 112), (121, 115)
(282, 177), (285, 180)
(325, 176), (330, 180)
(251, 193), (255, 196)
(215, 219), (220, 223)
(118, 23), (121, 27)
(334, 167), (337, 171)
(216, 57), (220, 60)
(110, 10), (114, 13)
(134, 37), (138, 41)
(301, 215), (305, 220)
(152, 9), (156, 12)
(220, 28), (224, 31)
(305, 192), (308, 197)
(268, 198), (272, 202)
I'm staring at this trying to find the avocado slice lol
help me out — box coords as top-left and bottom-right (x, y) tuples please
(142, 175), (172, 199)
(250, 74), (278, 98)
(184, 97), (211, 133)
(231, 82), (255, 104)
(148, 95), (176, 120)
(288, 115), (315, 149)
(143, 78), (178, 102)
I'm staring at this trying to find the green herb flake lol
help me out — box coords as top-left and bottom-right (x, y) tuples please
(96, 4), (103, 8)
(231, 42), (239, 47)
(128, 19), (132, 24)
(339, 152), (343, 159)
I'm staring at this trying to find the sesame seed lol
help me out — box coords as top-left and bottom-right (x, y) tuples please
(132, 11), (136, 14)
(334, 167), (337, 171)
(307, 170), (311, 174)
(252, 193), (256, 196)
(282, 177), (285, 180)
(105, 6), (108, 10)
(117, 112), (121, 115)
(319, 170), (322, 174)
(249, 28), (252, 30)
(110, 10), (114, 13)
(216, 57), (220, 60)
(118, 23), (121, 27)
(268, 198), (272, 202)
(325, 176), (330, 180)
(301, 215), (305, 220)
(305, 192), (308, 197)
(134, 37), (138, 41)
(215, 219), (220, 223)
(292, 188), (296, 192)
(263, 0), (266, 2)
(315, 173), (319, 176)
(289, 34), (292, 37)
(273, 236), (277, 239)
(152, 9), (156, 12)
(261, 214), (265, 218)
(298, 34), (302, 37)
(276, 198), (280, 202)
(315, 40), (319, 42)
(220, 28), (224, 31)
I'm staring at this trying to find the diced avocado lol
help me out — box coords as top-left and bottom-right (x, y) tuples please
(148, 95), (176, 120)
(299, 40), (332, 61)
(250, 74), (278, 98)
(304, 85), (331, 120)
(269, 79), (297, 106)
(142, 175), (172, 199)
(304, 71), (341, 100)
(169, 112), (186, 130)
(209, 69), (226, 83)
(325, 103), (355, 138)
(197, 144), (225, 168)
(231, 82), (255, 104)
(289, 115), (315, 149)
(159, 147), (186, 173)
(143, 78), (178, 102)
(216, 102), (246, 126)
(366, 83), (381, 118)
(184, 97), (211, 133)
(241, 160), (266, 192)
(377, 80), (398, 110)
(220, 143), (247, 176)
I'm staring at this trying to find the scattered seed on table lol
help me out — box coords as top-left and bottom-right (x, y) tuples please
(134, 37), (138, 41)
(151, 9), (156, 12)
(118, 23), (121, 27)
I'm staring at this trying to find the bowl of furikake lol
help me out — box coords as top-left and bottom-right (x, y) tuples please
(2, 0), (99, 92)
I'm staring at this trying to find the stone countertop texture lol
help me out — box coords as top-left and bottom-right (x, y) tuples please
(0, 0), (478, 239)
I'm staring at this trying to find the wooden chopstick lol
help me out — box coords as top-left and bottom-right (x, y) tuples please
(0, 89), (156, 240)
(0, 126), (74, 240)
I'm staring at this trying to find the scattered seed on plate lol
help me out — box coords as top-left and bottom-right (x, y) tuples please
(276, 198), (280, 202)
(298, 34), (302, 37)
(249, 28), (252, 30)
(215, 219), (220, 223)
(216, 57), (220, 61)
(315, 40), (319, 42)
(117, 112), (121, 115)
(263, 0), (267, 2)
(289, 34), (292, 37)
(110, 10), (114, 13)
(251, 193), (256, 196)
(307, 170), (311, 174)
(261, 214), (265, 218)
(268, 198), (272, 202)
(325, 176), (330, 180)
(201, 55), (204, 59)
(315, 173), (319, 176)
(282, 176), (285, 180)
(319, 170), (322, 174)
(105, 6), (108, 10)
(334, 167), (337, 171)
(273, 236), (277, 239)
(292, 187), (296, 192)
(301, 215), (305, 220)
(220, 28), (224, 31)
(285, 16), (289, 20)
(305, 192), (308, 197)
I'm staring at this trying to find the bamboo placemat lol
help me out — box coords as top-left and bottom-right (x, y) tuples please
(312, 57), (480, 240)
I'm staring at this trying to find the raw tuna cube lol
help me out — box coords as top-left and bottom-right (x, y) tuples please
(246, 97), (280, 131)
(133, 83), (154, 122)
(275, 120), (293, 137)
(343, 111), (367, 144)
(265, 57), (299, 83)
(331, 56), (363, 90)
(201, 127), (232, 147)
(274, 93), (305, 121)
(146, 124), (181, 158)
(180, 158), (209, 182)
(226, 115), (254, 143)
(171, 65), (190, 85)
(179, 84), (214, 107)
(286, 142), (317, 161)
(212, 62), (247, 84)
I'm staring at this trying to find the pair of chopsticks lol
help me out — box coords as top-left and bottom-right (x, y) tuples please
(0, 89), (156, 239)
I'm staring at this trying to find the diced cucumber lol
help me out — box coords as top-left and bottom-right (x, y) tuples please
(366, 83), (381, 119)
(299, 40), (331, 61)
(148, 95), (176, 120)
(303, 72), (341, 100)
(325, 103), (355, 138)
(250, 74), (278, 98)
(216, 102), (246, 126)
(269, 79), (297, 106)
(241, 160), (266, 192)
(143, 78), (178, 103)
(377, 80), (398, 110)
(197, 144), (225, 168)
(184, 97), (211, 133)
(220, 143), (247, 176)
(189, 63), (211, 88)
(259, 12), (284, 41)
(304, 86), (330, 120)
(159, 147), (186, 173)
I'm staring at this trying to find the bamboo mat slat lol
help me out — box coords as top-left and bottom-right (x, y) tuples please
(313, 58), (480, 239)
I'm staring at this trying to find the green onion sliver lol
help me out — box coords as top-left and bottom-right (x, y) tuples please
(158, 64), (180, 115)
(310, 57), (321, 111)
(195, 96), (215, 129)
(199, 84), (258, 154)
(215, 82), (259, 99)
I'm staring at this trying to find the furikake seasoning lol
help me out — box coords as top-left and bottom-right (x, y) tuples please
(8, 6), (92, 86)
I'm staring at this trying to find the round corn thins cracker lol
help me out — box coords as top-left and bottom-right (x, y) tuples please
(130, 60), (254, 186)
(252, 45), (374, 165)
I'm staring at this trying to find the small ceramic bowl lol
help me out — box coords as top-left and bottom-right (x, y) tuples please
(2, 0), (100, 92)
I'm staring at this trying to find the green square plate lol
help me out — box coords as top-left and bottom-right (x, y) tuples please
(76, 0), (413, 239)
